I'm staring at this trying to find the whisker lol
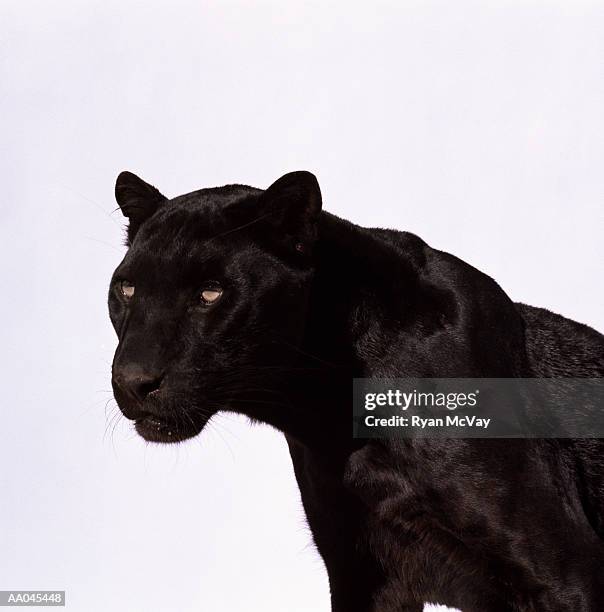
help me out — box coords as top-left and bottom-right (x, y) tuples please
(83, 235), (123, 253)
(206, 210), (275, 243)
(56, 182), (124, 231)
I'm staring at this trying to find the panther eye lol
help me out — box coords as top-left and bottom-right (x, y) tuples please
(120, 281), (135, 299)
(200, 286), (223, 305)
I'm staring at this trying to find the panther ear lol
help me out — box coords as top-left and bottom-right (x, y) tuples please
(115, 171), (167, 242)
(260, 171), (322, 258)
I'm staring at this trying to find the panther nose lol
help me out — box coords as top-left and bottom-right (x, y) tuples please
(112, 364), (163, 403)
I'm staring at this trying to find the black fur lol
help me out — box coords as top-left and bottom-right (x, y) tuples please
(109, 171), (604, 611)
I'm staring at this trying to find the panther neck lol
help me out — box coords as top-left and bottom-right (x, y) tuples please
(238, 213), (420, 452)
(268, 213), (410, 452)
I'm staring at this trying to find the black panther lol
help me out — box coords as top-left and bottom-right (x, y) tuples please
(108, 170), (604, 611)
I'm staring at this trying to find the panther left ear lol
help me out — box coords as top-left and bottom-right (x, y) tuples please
(115, 171), (167, 243)
(261, 171), (322, 256)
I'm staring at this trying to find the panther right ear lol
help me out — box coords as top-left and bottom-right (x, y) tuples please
(115, 171), (167, 242)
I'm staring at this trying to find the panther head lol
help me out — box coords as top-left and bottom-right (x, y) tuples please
(109, 170), (322, 443)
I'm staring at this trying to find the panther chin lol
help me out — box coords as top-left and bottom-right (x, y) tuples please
(134, 414), (202, 444)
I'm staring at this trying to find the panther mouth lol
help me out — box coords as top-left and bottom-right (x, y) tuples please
(134, 414), (197, 444)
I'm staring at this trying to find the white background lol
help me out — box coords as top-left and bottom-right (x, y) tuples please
(1, 2), (602, 611)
